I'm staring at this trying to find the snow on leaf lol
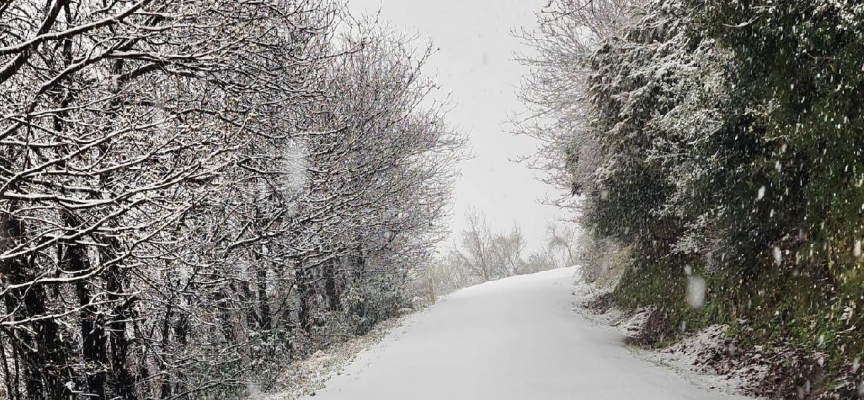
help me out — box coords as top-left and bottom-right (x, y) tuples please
(842, 306), (855, 327)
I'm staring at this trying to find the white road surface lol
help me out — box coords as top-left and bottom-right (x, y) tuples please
(301, 267), (749, 400)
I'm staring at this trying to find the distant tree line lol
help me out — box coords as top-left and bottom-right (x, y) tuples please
(519, 0), (864, 396)
(0, 1), (465, 399)
(417, 209), (577, 299)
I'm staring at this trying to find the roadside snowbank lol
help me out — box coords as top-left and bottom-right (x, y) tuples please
(245, 312), (417, 400)
(643, 325), (767, 397)
(570, 266), (763, 398)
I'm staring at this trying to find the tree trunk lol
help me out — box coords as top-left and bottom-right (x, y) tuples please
(1, 214), (70, 399)
(324, 259), (340, 312)
(297, 266), (312, 333)
(102, 241), (136, 399)
(61, 224), (107, 399)
(256, 262), (272, 336)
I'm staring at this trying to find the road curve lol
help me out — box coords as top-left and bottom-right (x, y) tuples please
(300, 267), (748, 400)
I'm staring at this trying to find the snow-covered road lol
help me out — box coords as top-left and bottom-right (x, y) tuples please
(301, 267), (748, 400)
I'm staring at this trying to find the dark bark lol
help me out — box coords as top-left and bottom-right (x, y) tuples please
(63, 233), (107, 399)
(1, 213), (70, 399)
(105, 262), (136, 399)
(324, 259), (340, 312)
(159, 300), (173, 399)
(256, 263), (272, 335)
(296, 266), (312, 333)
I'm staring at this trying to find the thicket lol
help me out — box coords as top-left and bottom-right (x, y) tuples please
(0, 1), (464, 399)
(521, 0), (864, 396)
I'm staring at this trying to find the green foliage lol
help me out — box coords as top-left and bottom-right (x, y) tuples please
(547, 0), (864, 395)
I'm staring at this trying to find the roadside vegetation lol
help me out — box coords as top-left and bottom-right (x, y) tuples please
(0, 2), (466, 398)
(518, 1), (864, 397)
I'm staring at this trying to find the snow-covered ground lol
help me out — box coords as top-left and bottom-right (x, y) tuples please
(570, 269), (764, 398)
(297, 266), (750, 399)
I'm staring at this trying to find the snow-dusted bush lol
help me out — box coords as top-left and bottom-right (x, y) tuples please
(522, 0), (864, 395)
(0, 3), (463, 398)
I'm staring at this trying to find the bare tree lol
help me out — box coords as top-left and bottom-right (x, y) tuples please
(283, 22), (465, 338)
(545, 223), (579, 267)
(511, 0), (637, 210)
(451, 209), (533, 281)
(0, 2), (465, 397)
(454, 210), (494, 281)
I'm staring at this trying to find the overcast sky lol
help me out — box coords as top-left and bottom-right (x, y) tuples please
(347, 0), (562, 252)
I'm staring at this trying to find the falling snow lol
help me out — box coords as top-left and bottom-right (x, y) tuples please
(687, 276), (707, 310)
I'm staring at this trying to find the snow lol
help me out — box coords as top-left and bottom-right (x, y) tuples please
(687, 275), (707, 309)
(571, 269), (762, 398)
(639, 326), (767, 398)
(297, 267), (749, 400)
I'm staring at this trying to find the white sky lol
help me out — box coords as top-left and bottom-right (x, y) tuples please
(347, 0), (563, 252)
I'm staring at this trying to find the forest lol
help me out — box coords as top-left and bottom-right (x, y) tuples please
(0, 1), (468, 398)
(519, 0), (864, 397)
